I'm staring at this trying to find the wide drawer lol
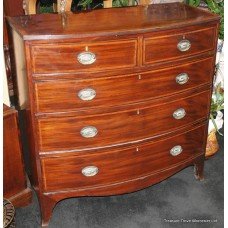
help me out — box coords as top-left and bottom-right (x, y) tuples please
(41, 124), (206, 192)
(37, 90), (210, 152)
(31, 39), (137, 74)
(143, 27), (216, 65)
(34, 57), (214, 113)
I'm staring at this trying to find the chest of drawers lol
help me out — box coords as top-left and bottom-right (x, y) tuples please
(7, 3), (220, 227)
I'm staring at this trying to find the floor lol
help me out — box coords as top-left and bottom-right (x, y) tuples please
(15, 134), (224, 228)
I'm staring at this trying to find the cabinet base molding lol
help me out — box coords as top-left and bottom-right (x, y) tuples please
(6, 187), (32, 208)
(38, 154), (204, 227)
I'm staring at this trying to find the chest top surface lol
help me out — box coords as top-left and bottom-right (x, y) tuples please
(7, 3), (219, 41)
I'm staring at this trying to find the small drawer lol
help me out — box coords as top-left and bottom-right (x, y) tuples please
(37, 90), (210, 152)
(41, 124), (206, 192)
(31, 39), (137, 74)
(143, 27), (216, 65)
(34, 57), (214, 113)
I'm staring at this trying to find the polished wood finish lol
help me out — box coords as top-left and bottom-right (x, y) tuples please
(3, 0), (24, 17)
(143, 26), (216, 65)
(38, 90), (210, 152)
(7, 3), (220, 227)
(31, 39), (137, 73)
(41, 124), (206, 192)
(34, 57), (214, 113)
(3, 105), (32, 207)
(7, 3), (219, 40)
(3, 14), (9, 45)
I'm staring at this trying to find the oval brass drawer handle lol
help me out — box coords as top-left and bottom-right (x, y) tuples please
(80, 126), (98, 138)
(170, 145), (183, 156)
(77, 51), (96, 65)
(78, 88), (96, 101)
(173, 108), (186, 120)
(176, 73), (189, 85)
(82, 166), (99, 177)
(177, 39), (191, 52)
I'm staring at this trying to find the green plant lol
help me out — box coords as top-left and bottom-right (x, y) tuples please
(77, 0), (93, 9)
(71, 0), (94, 10)
(186, 1), (224, 135)
(186, 0), (224, 40)
(112, 0), (135, 7)
(210, 82), (224, 135)
(39, 5), (54, 13)
(39, 0), (138, 12)
(40, 1), (54, 13)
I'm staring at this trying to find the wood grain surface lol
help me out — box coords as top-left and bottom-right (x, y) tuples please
(37, 90), (210, 152)
(34, 57), (214, 113)
(41, 124), (206, 192)
(7, 3), (220, 40)
(31, 39), (137, 74)
(3, 105), (32, 207)
(7, 3), (220, 227)
(143, 26), (216, 65)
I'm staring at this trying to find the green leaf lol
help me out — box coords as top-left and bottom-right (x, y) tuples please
(188, 0), (200, 6)
(210, 114), (223, 136)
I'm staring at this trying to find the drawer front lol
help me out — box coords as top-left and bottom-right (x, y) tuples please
(143, 27), (216, 65)
(41, 124), (206, 192)
(31, 39), (137, 74)
(38, 90), (210, 152)
(34, 58), (214, 113)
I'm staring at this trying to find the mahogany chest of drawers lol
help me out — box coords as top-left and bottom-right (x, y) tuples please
(7, 3), (220, 227)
